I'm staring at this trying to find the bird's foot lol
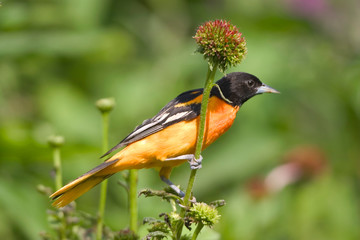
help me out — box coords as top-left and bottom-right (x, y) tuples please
(189, 155), (203, 170)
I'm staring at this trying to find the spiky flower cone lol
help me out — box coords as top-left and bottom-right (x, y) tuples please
(194, 19), (247, 72)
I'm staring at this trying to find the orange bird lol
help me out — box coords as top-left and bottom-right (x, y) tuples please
(50, 72), (279, 207)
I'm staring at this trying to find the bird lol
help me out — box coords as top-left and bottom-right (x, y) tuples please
(50, 72), (279, 207)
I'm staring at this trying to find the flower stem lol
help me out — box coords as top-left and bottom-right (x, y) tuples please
(53, 147), (62, 190)
(185, 65), (217, 205)
(176, 64), (217, 239)
(51, 143), (66, 240)
(128, 169), (138, 233)
(97, 111), (110, 240)
(191, 223), (204, 240)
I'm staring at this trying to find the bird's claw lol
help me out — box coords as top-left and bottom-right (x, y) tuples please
(189, 196), (197, 203)
(189, 155), (203, 169)
(178, 195), (197, 208)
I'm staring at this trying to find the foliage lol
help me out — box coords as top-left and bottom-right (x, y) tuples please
(38, 185), (137, 240)
(140, 189), (224, 239)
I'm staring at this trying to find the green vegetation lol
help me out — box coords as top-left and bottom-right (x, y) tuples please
(1, 0), (360, 239)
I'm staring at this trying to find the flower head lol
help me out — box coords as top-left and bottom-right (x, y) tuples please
(188, 202), (220, 227)
(48, 135), (65, 148)
(96, 98), (115, 113)
(194, 20), (247, 72)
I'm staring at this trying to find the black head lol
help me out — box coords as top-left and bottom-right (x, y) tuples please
(211, 72), (279, 106)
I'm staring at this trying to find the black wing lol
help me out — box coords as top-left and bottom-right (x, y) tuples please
(101, 89), (203, 157)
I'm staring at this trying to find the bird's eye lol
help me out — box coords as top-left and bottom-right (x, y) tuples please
(246, 80), (255, 87)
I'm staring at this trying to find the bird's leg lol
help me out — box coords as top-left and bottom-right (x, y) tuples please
(165, 154), (203, 170)
(160, 176), (197, 205)
(163, 154), (202, 203)
(160, 176), (185, 198)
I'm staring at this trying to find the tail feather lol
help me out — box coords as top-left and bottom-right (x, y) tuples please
(50, 159), (118, 208)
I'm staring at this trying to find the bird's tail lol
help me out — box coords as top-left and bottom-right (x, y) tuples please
(50, 158), (119, 208)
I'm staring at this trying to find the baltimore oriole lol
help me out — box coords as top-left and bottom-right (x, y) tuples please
(50, 72), (279, 207)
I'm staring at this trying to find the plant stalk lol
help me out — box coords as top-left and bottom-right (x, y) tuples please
(176, 65), (217, 239)
(52, 145), (66, 240)
(128, 169), (138, 233)
(192, 223), (204, 240)
(97, 111), (110, 240)
(53, 147), (63, 190)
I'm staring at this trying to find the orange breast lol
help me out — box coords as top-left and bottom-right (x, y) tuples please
(111, 97), (239, 170)
(203, 97), (239, 149)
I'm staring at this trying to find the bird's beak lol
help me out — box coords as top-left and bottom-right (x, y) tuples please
(256, 84), (280, 94)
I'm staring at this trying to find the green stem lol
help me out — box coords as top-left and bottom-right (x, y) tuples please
(176, 65), (217, 239)
(191, 223), (204, 240)
(57, 211), (66, 240)
(53, 147), (62, 190)
(128, 169), (138, 233)
(52, 146), (66, 240)
(97, 112), (110, 240)
(184, 66), (217, 205)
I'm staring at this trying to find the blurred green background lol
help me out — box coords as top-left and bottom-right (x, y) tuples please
(1, 0), (359, 239)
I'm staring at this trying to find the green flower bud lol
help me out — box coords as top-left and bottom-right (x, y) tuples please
(36, 184), (52, 195)
(96, 98), (115, 113)
(194, 19), (247, 73)
(188, 202), (221, 227)
(169, 211), (182, 222)
(48, 135), (65, 148)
